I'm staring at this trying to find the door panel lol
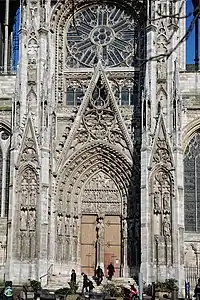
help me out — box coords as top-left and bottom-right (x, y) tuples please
(104, 215), (121, 277)
(81, 215), (96, 275)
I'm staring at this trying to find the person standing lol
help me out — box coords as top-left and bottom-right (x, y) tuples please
(107, 262), (115, 280)
(71, 269), (76, 284)
(81, 272), (89, 294)
(70, 269), (76, 293)
(96, 266), (104, 285)
(194, 278), (200, 300)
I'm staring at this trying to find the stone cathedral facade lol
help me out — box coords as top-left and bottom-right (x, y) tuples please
(0, 0), (199, 293)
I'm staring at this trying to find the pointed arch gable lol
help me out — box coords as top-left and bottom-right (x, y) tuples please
(149, 114), (174, 169)
(16, 117), (40, 167)
(56, 63), (133, 173)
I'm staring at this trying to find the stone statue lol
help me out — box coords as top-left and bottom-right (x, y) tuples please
(20, 210), (27, 231)
(154, 191), (161, 211)
(72, 218), (78, 236)
(30, 231), (36, 259)
(21, 232), (29, 259)
(21, 180), (28, 206)
(28, 59), (37, 83)
(57, 215), (63, 236)
(29, 210), (36, 231)
(163, 216), (171, 237)
(123, 219), (127, 239)
(96, 218), (104, 240)
(30, 179), (37, 206)
(163, 191), (170, 212)
(157, 59), (166, 80)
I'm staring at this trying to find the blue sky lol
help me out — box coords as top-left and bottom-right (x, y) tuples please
(186, 0), (199, 64)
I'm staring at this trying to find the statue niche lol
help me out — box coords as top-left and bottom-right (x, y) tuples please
(19, 168), (38, 260)
(152, 170), (173, 266)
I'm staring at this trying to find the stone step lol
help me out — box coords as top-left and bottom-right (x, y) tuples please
(45, 275), (137, 292)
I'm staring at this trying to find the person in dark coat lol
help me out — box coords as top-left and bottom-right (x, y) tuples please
(71, 269), (76, 284)
(194, 278), (200, 300)
(96, 266), (104, 285)
(107, 262), (115, 280)
(81, 272), (89, 294)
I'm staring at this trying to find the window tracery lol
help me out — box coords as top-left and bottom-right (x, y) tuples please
(66, 86), (84, 106)
(65, 5), (136, 68)
(184, 133), (200, 232)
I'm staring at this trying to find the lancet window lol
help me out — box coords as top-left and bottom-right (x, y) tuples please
(184, 132), (200, 231)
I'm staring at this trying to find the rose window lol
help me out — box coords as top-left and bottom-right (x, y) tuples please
(66, 5), (136, 67)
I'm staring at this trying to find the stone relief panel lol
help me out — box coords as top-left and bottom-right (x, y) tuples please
(18, 168), (38, 261)
(152, 169), (173, 266)
(20, 139), (38, 166)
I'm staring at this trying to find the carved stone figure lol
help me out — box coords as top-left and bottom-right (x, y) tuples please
(20, 210), (28, 231)
(28, 59), (37, 83)
(73, 238), (78, 262)
(29, 210), (36, 231)
(30, 179), (37, 206)
(163, 191), (170, 212)
(20, 232), (29, 260)
(72, 217), (78, 236)
(30, 231), (36, 259)
(96, 218), (104, 240)
(154, 191), (161, 211)
(57, 215), (63, 236)
(21, 180), (29, 206)
(56, 237), (63, 261)
(123, 219), (127, 239)
(157, 59), (166, 80)
(163, 216), (171, 237)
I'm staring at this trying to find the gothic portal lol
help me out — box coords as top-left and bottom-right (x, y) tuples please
(0, 0), (200, 294)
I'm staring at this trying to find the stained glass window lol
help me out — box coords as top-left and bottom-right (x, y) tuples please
(66, 5), (136, 68)
(184, 133), (200, 231)
(66, 87), (84, 106)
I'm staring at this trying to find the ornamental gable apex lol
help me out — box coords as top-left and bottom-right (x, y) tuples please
(17, 116), (40, 167)
(150, 114), (174, 169)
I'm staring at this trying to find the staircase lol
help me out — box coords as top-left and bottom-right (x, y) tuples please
(45, 274), (137, 293)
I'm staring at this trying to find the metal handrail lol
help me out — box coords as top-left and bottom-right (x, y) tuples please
(39, 264), (53, 284)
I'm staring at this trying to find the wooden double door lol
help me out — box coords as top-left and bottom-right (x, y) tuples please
(81, 215), (121, 277)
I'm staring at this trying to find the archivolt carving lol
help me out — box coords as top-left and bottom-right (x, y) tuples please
(55, 142), (132, 196)
(54, 143), (132, 262)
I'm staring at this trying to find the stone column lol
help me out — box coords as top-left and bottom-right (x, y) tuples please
(4, 0), (9, 72)
(1, 154), (7, 217)
(122, 219), (129, 276)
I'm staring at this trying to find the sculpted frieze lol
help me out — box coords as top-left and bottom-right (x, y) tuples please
(82, 202), (121, 215)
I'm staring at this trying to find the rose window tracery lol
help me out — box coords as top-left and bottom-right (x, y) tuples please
(66, 5), (136, 67)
